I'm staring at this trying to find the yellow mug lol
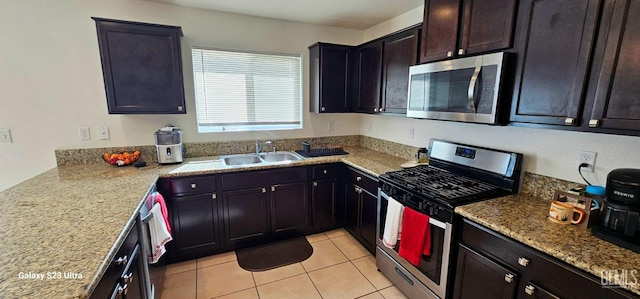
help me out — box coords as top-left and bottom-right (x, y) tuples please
(548, 200), (585, 225)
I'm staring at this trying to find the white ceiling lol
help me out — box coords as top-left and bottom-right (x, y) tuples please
(145, 0), (423, 29)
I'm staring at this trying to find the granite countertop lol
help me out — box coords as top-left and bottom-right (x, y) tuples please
(456, 194), (640, 296)
(0, 146), (405, 299)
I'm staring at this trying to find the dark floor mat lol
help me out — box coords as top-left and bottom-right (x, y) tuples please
(236, 237), (313, 272)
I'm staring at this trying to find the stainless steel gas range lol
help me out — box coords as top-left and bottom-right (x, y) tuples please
(376, 139), (523, 299)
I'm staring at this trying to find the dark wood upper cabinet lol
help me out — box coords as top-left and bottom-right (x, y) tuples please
(381, 28), (420, 114)
(420, 0), (516, 63)
(420, 0), (461, 63)
(309, 43), (352, 113)
(588, 0), (640, 131)
(355, 42), (384, 113)
(92, 18), (186, 114)
(353, 25), (420, 114)
(509, 0), (602, 126)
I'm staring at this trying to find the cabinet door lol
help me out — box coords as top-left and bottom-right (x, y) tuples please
(459, 0), (516, 56)
(420, 0), (461, 63)
(356, 42), (383, 113)
(309, 43), (351, 113)
(344, 182), (361, 235)
(93, 18), (185, 114)
(172, 193), (220, 257)
(359, 189), (378, 253)
(311, 179), (338, 230)
(589, 0), (640, 131)
(381, 29), (419, 114)
(270, 182), (309, 235)
(453, 244), (518, 299)
(223, 187), (268, 243)
(510, 0), (601, 126)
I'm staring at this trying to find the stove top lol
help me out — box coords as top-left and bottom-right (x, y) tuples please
(380, 166), (506, 207)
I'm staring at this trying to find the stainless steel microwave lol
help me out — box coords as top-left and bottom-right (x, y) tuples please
(407, 52), (508, 124)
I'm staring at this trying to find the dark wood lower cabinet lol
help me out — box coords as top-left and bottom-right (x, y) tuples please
(171, 193), (220, 257)
(456, 219), (637, 299)
(311, 178), (339, 231)
(223, 187), (269, 243)
(91, 222), (146, 299)
(359, 189), (377, 250)
(270, 182), (309, 235)
(453, 244), (518, 299)
(343, 167), (379, 253)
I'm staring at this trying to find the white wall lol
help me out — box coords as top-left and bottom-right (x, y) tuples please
(361, 5), (640, 186)
(0, 0), (364, 191)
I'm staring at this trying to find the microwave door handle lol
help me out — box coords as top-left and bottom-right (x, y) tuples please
(467, 66), (482, 113)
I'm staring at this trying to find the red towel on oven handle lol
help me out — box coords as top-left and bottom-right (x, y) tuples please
(398, 207), (431, 266)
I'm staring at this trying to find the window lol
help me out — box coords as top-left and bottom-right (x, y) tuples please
(192, 47), (302, 132)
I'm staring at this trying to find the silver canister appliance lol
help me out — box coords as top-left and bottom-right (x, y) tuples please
(154, 126), (184, 164)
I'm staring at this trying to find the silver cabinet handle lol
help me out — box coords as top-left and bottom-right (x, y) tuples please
(123, 272), (133, 283)
(323, 170), (327, 174)
(321, 107), (326, 112)
(467, 66), (482, 113)
(356, 176), (362, 181)
(458, 48), (465, 55)
(518, 257), (529, 267)
(374, 108), (379, 112)
(262, 188), (266, 193)
(504, 273), (514, 283)
(589, 119), (600, 127)
(447, 51), (453, 57)
(271, 186), (276, 192)
(115, 255), (128, 266)
(212, 193), (217, 199)
(191, 183), (197, 189)
(117, 283), (129, 295)
(565, 117), (576, 125)
(524, 284), (535, 296)
(313, 182), (318, 187)
(177, 106), (183, 112)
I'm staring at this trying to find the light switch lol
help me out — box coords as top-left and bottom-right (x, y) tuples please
(0, 128), (12, 144)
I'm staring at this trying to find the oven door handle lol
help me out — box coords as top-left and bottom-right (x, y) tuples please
(429, 217), (446, 230)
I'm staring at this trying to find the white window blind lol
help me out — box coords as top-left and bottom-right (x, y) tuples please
(192, 48), (302, 132)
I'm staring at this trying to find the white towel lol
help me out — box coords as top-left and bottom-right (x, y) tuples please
(383, 196), (404, 249)
(148, 202), (172, 264)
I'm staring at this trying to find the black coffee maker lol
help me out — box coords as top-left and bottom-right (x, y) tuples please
(593, 168), (640, 253)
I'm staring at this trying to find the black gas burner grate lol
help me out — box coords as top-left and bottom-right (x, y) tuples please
(382, 166), (501, 203)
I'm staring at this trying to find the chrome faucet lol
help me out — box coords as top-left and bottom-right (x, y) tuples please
(255, 140), (272, 154)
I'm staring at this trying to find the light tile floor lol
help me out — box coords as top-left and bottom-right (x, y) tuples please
(151, 228), (408, 299)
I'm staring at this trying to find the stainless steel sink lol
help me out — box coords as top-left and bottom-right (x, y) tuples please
(222, 154), (263, 166)
(258, 152), (304, 163)
(220, 151), (304, 167)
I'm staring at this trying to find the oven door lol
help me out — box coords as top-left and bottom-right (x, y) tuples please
(376, 189), (453, 299)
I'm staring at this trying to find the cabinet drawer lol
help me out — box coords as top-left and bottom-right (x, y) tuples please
(222, 167), (307, 190)
(310, 164), (341, 179)
(345, 167), (378, 195)
(168, 176), (216, 196)
(90, 222), (139, 299)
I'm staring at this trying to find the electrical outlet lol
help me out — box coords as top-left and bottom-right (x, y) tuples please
(0, 128), (12, 144)
(579, 150), (597, 173)
(97, 126), (110, 140)
(328, 121), (335, 131)
(78, 127), (90, 141)
(408, 127), (415, 139)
